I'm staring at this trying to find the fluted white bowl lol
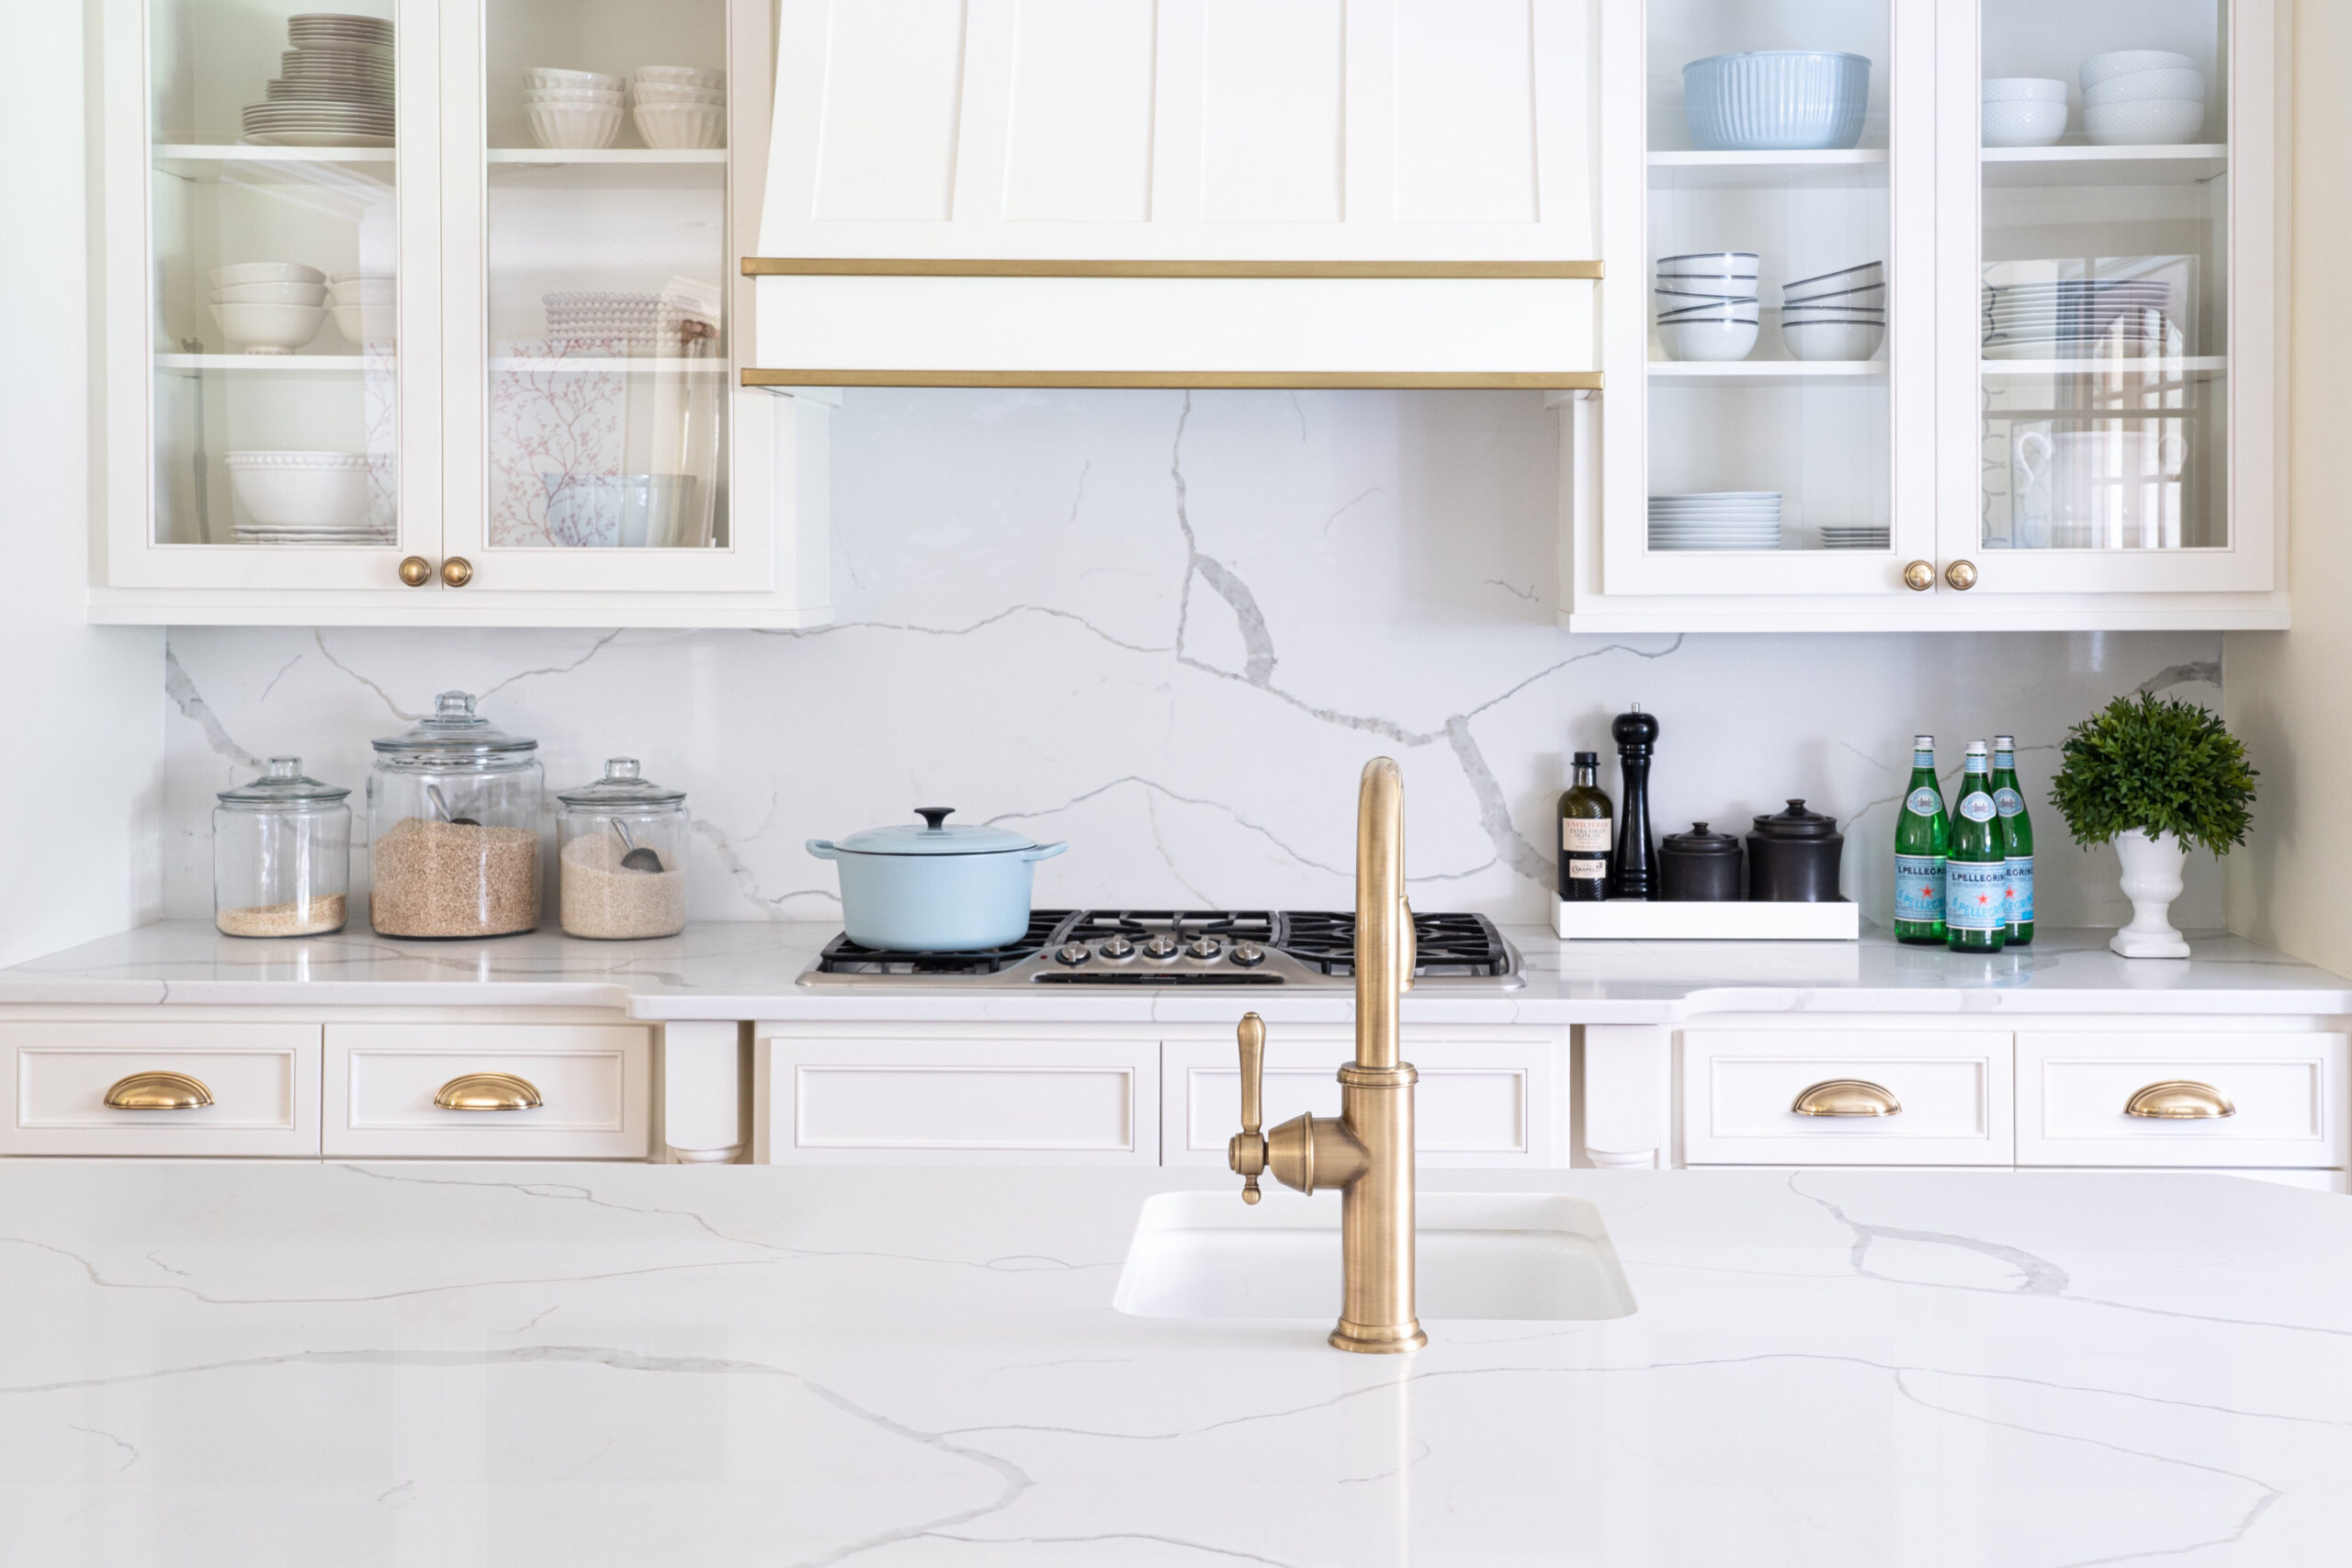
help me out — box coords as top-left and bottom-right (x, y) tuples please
(2084, 98), (2206, 145)
(523, 66), (623, 91)
(527, 103), (623, 149)
(1982, 76), (2069, 103)
(526, 87), (624, 107)
(631, 83), (726, 106)
(1983, 99), (2069, 147)
(1683, 51), (1870, 152)
(634, 65), (724, 88)
(631, 103), (725, 150)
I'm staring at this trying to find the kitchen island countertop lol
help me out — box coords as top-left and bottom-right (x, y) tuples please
(3, 1160), (2346, 1564)
(0, 919), (2344, 1022)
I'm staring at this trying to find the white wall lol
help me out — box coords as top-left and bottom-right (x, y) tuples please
(0, 0), (164, 964)
(2226, 0), (2342, 967)
(163, 388), (2227, 931)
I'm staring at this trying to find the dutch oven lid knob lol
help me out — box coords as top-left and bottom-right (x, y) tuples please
(915, 807), (954, 831)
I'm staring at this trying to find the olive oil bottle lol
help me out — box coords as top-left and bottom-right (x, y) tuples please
(1557, 750), (1613, 901)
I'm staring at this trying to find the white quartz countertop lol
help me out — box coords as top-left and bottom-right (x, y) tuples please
(4, 1161), (2346, 1564)
(0, 919), (2345, 1023)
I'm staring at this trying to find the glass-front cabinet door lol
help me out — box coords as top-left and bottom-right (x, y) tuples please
(1939, 0), (2276, 596)
(1598, 0), (1937, 598)
(438, 0), (765, 594)
(107, 0), (436, 591)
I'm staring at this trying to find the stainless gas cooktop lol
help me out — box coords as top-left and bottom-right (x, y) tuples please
(797, 909), (1523, 989)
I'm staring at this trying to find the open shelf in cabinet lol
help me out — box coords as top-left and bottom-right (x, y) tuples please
(1651, 361), (1886, 384)
(156, 355), (380, 371)
(1648, 149), (1889, 191)
(1982, 145), (2228, 188)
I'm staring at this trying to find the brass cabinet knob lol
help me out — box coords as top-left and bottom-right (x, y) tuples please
(1791, 1078), (1903, 1117)
(1944, 558), (1978, 591)
(1902, 560), (1934, 592)
(2124, 1079), (2236, 1119)
(398, 556), (432, 587)
(433, 1071), (542, 1111)
(440, 556), (474, 588)
(105, 1070), (214, 1110)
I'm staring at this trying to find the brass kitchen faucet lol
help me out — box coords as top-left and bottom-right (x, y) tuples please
(1228, 756), (1424, 1353)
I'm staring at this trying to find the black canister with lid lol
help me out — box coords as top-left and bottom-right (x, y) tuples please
(1747, 799), (1846, 902)
(1659, 822), (1744, 901)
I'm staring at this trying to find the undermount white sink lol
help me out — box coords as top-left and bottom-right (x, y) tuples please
(1113, 1190), (1637, 1322)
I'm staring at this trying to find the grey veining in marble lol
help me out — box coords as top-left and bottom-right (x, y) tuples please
(2, 1161), (2348, 1564)
(160, 390), (2230, 934)
(3, 920), (2343, 1024)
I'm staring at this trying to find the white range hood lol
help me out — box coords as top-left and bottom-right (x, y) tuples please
(745, 0), (1602, 390)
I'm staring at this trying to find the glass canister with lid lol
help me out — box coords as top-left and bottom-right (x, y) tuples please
(557, 758), (688, 940)
(367, 691), (544, 938)
(213, 757), (352, 938)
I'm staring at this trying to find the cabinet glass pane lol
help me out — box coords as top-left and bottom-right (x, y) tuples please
(150, 3), (398, 547)
(1980, 0), (2228, 553)
(1645, 1), (1891, 556)
(482, 1), (729, 551)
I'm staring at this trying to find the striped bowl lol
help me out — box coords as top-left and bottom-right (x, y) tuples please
(1683, 51), (1871, 152)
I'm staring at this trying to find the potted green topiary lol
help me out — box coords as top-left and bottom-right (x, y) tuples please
(2048, 693), (2257, 958)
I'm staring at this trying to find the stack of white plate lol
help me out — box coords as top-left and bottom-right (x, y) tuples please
(2079, 51), (2207, 146)
(1648, 492), (1782, 551)
(226, 452), (390, 544)
(1982, 276), (2177, 359)
(242, 14), (393, 147)
(1819, 525), (1893, 550)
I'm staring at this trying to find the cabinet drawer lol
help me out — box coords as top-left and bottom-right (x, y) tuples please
(1682, 1030), (2014, 1166)
(0, 1021), (321, 1156)
(323, 1024), (650, 1158)
(2018, 1032), (2347, 1168)
(1163, 1036), (1557, 1168)
(755, 1038), (1158, 1165)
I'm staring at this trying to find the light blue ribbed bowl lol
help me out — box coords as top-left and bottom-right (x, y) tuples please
(1683, 51), (1871, 152)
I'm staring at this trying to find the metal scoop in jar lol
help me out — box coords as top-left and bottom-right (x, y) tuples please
(424, 783), (481, 828)
(612, 819), (663, 873)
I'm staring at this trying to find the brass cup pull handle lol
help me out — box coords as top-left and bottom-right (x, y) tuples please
(1903, 560), (1934, 592)
(433, 1072), (542, 1111)
(1792, 1078), (1903, 1117)
(1944, 558), (1978, 591)
(440, 556), (474, 588)
(398, 556), (433, 587)
(2125, 1079), (2236, 1119)
(105, 1070), (214, 1111)
(1229, 1012), (1268, 1202)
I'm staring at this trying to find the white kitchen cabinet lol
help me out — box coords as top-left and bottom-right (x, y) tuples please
(0, 1020), (322, 1157)
(2015, 1030), (2347, 1169)
(745, 0), (1601, 389)
(1680, 1026), (2018, 1166)
(322, 1021), (651, 1157)
(95, 0), (831, 626)
(1566, 0), (2288, 631)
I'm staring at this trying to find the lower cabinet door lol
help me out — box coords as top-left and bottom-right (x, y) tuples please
(0, 1021), (321, 1156)
(1162, 1033), (1558, 1168)
(323, 1023), (651, 1158)
(1682, 1029), (2015, 1166)
(755, 1036), (1159, 1165)
(2017, 1032), (2348, 1168)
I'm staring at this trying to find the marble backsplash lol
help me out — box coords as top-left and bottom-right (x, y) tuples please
(162, 389), (2227, 931)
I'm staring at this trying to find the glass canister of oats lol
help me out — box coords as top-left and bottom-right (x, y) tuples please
(366, 691), (544, 938)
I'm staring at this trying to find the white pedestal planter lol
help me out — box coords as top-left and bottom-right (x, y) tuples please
(2110, 829), (2193, 958)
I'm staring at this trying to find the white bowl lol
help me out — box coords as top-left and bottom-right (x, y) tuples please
(331, 301), (396, 344)
(523, 66), (624, 91)
(527, 104), (623, 150)
(226, 453), (374, 529)
(2085, 67), (2206, 106)
(634, 65), (724, 88)
(632, 103), (725, 150)
(211, 279), (330, 306)
(1781, 280), (1885, 307)
(1658, 303), (1760, 324)
(2084, 98), (2206, 146)
(1785, 260), (1883, 296)
(1656, 283), (1758, 303)
(1983, 99), (2069, 148)
(1982, 76), (2069, 104)
(1782, 318), (1886, 360)
(209, 261), (326, 288)
(1657, 316), (1760, 362)
(526, 87), (625, 106)
(1657, 250), (1760, 278)
(2079, 50), (2198, 91)
(631, 83), (726, 106)
(209, 300), (326, 354)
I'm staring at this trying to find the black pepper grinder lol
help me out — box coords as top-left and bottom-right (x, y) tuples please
(1608, 705), (1660, 899)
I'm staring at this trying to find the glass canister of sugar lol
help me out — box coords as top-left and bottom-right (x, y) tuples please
(367, 692), (545, 938)
(214, 757), (352, 938)
(556, 758), (687, 940)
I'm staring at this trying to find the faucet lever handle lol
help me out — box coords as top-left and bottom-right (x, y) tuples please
(1230, 1012), (1268, 1203)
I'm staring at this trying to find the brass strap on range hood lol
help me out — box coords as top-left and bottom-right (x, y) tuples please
(740, 256), (1605, 390)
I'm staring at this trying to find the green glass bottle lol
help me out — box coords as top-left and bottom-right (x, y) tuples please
(1991, 734), (2035, 946)
(1894, 734), (1951, 944)
(1557, 750), (1613, 902)
(1946, 740), (2007, 952)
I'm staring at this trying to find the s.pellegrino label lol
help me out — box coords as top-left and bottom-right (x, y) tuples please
(1946, 858), (2010, 931)
(1894, 855), (1947, 924)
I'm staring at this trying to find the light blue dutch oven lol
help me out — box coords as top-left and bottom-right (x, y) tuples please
(808, 807), (1068, 952)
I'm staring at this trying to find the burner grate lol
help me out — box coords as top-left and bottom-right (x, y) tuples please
(1274, 910), (1516, 979)
(814, 909), (1078, 976)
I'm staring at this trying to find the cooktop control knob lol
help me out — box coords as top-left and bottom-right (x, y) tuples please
(1054, 942), (1091, 966)
(1186, 936), (1223, 960)
(1098, 935), (1136, 961)
(1229, 942), (1267, 968)
(1142, 933), (1181, 961)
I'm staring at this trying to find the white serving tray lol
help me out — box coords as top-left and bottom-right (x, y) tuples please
(1553, 897), (1860, 942)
